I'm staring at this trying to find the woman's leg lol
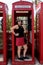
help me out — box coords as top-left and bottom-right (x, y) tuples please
(17, 46), (22, 58)
(23, 44), (28, 57)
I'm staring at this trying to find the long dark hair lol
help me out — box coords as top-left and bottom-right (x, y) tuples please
(16, 19), (23, 25)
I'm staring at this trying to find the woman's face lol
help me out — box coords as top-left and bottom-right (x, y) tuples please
(18, 21), (22, 25)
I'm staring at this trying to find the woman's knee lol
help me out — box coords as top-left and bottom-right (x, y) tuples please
(18, 46), (22, 50)
(23, 44), (28, 50)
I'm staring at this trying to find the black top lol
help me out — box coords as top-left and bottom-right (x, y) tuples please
(14, 25), (24, 38)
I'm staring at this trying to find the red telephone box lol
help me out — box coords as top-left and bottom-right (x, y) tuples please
(0, 2), (8, 65)
(12, 1), (34, 65)
(36, 2), (43, 64)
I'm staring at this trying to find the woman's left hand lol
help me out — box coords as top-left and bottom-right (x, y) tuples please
(24, 30), (28, 33)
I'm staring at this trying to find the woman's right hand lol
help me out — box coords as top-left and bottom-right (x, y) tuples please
(15, 33), (19, 36)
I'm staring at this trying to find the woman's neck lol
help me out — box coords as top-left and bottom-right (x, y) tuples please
(18, 24), (22, 26)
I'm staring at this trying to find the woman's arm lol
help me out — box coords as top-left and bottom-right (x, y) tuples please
(10, 25), (19, 36)
(22, 25), (28, 33)
(10, 25), (16, 35)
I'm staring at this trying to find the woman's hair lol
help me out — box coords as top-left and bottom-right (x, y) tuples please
(16, 19), (23, 25)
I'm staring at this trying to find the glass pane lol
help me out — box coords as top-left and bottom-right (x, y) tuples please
(0, 16), (3, 61)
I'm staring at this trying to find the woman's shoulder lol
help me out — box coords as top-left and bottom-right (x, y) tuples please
(14, 25), (19, 29)
(11, 25), (18, 29)
(15, 25), (18, 27)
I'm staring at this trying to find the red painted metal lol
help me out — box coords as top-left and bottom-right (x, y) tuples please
(0, 2), (8, 65)
(20, 0), (22, 1)
(12, 1), (34, 65)
(36, 2), (43, 64)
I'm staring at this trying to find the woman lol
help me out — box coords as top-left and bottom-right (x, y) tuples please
(11, 19), (28, 60)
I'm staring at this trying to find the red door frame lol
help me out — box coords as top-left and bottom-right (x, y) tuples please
(36, 2), (43, 64)
(12, 1), (34, 65)
(0, 2), (8, 65)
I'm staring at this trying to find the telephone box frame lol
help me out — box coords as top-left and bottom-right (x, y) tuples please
(0, 2), (8, 65)
(12, 1), (34, 65)
(36, 2), (43, 64)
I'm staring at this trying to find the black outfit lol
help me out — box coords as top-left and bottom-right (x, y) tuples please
(14, 25), (24, 38)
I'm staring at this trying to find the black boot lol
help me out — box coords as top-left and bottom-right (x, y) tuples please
(17, 57), (24, 60)
(23, 56), (29, 59)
